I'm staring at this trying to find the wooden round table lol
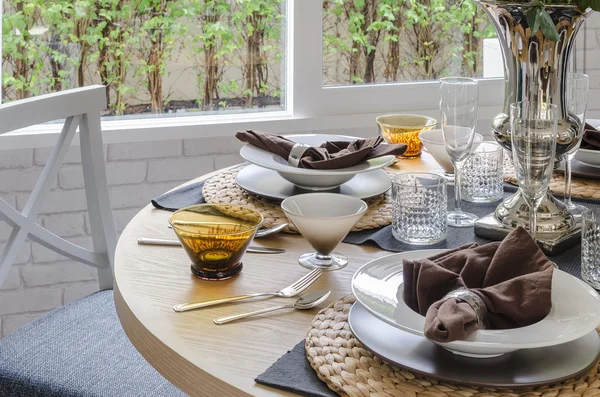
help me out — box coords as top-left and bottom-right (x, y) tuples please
(113, 154), (443, 397)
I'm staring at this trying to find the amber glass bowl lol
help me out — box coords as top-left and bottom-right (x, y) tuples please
(376, 114), (437, 158)
(169, 204), (263, 280)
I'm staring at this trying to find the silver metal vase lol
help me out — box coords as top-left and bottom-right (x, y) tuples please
(473, 0), (590, 254)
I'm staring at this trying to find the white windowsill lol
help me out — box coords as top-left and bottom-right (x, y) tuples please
(0, 105), (502, 150)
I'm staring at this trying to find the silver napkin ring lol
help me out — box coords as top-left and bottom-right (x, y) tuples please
(288, 143), (311, 167)
(442, 288), (488, 329)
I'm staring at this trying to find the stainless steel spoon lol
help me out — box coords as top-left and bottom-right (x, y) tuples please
(213, 290), (331, 325)
(167, 222), (288, 238)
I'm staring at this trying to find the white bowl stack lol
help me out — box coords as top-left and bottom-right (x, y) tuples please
(238, 134), (396, 198)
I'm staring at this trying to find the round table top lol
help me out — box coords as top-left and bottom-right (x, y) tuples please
(113, 153), (444, 397)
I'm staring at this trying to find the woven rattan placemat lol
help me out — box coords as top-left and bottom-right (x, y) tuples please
(201, 161), (600, 235)
(306, 295), (600, 397)
(202, 169), (393, 233)
(503, 155), (600, 200)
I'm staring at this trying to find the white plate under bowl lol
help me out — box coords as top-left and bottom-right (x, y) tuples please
(348, 303), (600, 387)
(239, 134), (395, 190)
(574, 148), (600, 168)
(351, 249), (600, 358)
(236, 165), (391, 200)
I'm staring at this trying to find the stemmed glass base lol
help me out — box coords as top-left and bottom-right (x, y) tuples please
(564, 154), (588, 217)
(298, 252), (348, 271)
(565, 202), (588, 217)
(447, 210), (478, 228)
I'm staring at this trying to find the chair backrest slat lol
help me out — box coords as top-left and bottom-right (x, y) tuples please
(0, 85), (116, 291)
(0, 86), (106, 135)
(22, 116), (80, 217)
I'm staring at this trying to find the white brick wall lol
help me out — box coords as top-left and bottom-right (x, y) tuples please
(0, 137), (240, 338)
(579, 13), (600, 119)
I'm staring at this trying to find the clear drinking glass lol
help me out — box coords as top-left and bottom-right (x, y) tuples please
(564, 73), (589, 215)
(462, 142), (504, 203)
(440, 77), (479, 227)
(510, 102), (558, 242)
(582, 210), (600, 289)
(391, 173), (447, 245)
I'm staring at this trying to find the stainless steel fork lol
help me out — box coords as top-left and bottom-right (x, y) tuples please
(172, 269), (324, 312)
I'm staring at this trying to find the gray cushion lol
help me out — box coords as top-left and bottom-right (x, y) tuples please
(0, 290), (186, 397)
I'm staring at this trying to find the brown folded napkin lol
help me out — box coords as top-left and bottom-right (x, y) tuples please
(235, 130), (407, 169)
(581, 123), (600, 150)
(402, 227), (554, 343)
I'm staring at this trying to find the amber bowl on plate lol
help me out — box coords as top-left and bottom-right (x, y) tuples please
(169, 204), (263, 280)
(376, 114), (437, 158)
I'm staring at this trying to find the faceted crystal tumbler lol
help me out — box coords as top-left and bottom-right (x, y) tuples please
(392, 173), (447, 245)
(462, 142), (504, 203)
(281, 193), (368, 271)
(582, 210), (600, 289)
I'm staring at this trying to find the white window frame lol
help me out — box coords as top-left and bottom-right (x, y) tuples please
(0, 0), (505, 150)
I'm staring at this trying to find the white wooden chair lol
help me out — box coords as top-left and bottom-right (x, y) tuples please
(0, 86), (184, 396)
(0, 85), (115, 290)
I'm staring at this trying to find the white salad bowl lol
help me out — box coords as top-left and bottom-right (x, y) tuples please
(419, 129), (483, 174)
(239, 134), (395, 190)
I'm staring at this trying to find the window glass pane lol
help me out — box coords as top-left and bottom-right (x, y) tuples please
(322, 0), (500, 86)
(2, 0), (286, 119)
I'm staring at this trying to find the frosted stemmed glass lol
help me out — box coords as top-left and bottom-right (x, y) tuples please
(564, 73), (589, 215)
(440, 77), (479, 227)
(281, 193), (367, 271)
(510, 102), (558, 242)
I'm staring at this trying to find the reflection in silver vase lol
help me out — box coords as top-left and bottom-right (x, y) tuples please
(474, 0), (590, 246)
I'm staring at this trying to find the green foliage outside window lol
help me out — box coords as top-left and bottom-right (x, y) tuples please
(1, 0), (498, 116)
(2, 0), (284, 115)
(322, 0), (497, 85)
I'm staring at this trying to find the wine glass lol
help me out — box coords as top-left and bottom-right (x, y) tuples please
(564, 73), (589, 215)
(510, 102), (558, 241)
(440, 77), (479, 227)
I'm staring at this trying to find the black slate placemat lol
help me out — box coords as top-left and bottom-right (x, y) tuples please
(151, 180), (206, 211)
(255, 341), (337, 397)
(344, 184), (591, 280)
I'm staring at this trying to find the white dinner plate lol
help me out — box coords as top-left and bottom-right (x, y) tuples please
(351, 249), (600, 358)
(574, 148), (600, 168)
(348, 303), (600, 387)
(239, 134), (395, 190)
(235, 165), (391, 200)
(573, 123), (600, 168)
